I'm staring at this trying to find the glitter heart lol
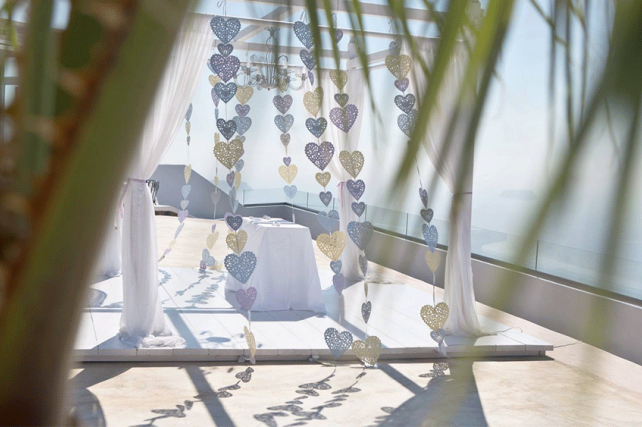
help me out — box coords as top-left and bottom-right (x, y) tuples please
(333, 273), (345, 294)
(308, 70), (314, 85)
(358, 254), (368, 275)
(315, 171), (331, 187)
(201, 249), (216, 267)
(335, 29), (343, 42)
(278, 164), (298, 184)
(185, 121), (191, 135)
(207, 232), (219, 250)
(233, 115), (252, 136)
(303, 87), (323, 116)
(347, 221), (373, 250)
(214, 138), (244, 169)
(284, 184), (297, 199)
(224, 251), (257, 284)
(210, 54), (240, 83)
(419, 188), (428, 208)
(316, 231), (346, 261)
(217, 43), (234, 56)
(273, 95), (293, 114)
(210, 16), (241, 43)
(389, 39), (402, 56)
(274, 114), (294, 133)
(347, 179), (365, 201)
(209, 74), (221, 87)
(211, 190), (221, 205)
(324, 327), (352, 359)
(330, 260), (342, 274)
(236, 286), (257, 311)
(235, 85), (253, 104)
(422, 223), (438, 251)
(293, 21), (314, 49)
(334, 93), (349, 107)
(300, 49), (316, 70)
(235, 104), (250, 119)
(226, 230), (247, 254)
(305, 118), (327, 138)
(329, 69), (348, 90)
(395, 78), (409, 92)
(420, 302), (450, 331)
(394, 93), (416, 114)
(385, 54), (412, 80)
(235, 159), (244, 172)
(184, 164), (192, 184)
(244, 325), (256, 358)
(361, 301), (371, 323)
(214, 82), (237, 104)
(229, 186), (239, 213)
(283, 157), (291, 166)
(226, 171), (235, 187)
(397, 109), (418, 137)
(280, 133), (290, 147)
(425, 251), (441, 272)
(211, 88), (220, 106)
(305, 141), (335, 170)
(217, 118), (237, 140)
(178, 210), (188, 223)
(185, 103), (193, 121)
(317, 209), (340, 232)
(352, 336), (381, 366)
(225, 213), (243, 231)
(319, 191), (332, 207)
(430, 328), (446, 345)
(180, 200), (189, 210)
(330, 105), (358, 133)
(181, 184), (191, 199)
(339, 150), (364, 179)
(351, 201), (365, 217)
(421, 208), (433, 223)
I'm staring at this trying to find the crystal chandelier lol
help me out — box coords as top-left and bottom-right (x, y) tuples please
(238, 27), (307, 91)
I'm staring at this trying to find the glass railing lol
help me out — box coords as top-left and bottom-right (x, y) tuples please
(241, 188), (642, 301)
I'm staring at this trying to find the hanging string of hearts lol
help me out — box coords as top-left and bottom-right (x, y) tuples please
(273, 93), (296, 220)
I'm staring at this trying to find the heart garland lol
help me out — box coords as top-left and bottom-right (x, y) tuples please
(305, 141), (335, 171)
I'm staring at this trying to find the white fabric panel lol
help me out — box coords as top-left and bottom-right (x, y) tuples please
(225, 218), (326, 313)
(120, 15), (215, 347)
(410, 41), (484, 337)
(95, 209), (122, 278)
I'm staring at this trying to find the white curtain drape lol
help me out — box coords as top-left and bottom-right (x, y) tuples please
(410, 40), (484, 337)
(303, 59), (367, 282)
(120, 14), (214, 347)
(95, 209), (122, 277)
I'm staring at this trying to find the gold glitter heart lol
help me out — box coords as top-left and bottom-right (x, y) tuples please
(278, 165), (298, 184)
(184, 164), (192, 184)
(303, 87), (323, 116)
(234, 171), (241, 189)
(339, 150), (365, 179)
(352, 335), (381, 366)
(209, 74), (221, 87)
(420, 302), (450, 331)
(226, 230), (247, 254)
(425, 251), (441, 272)
(214, 176), (219, 186)
(330, 70), (348, 90)
(214, 133), (220, 144)
(206, 232), (219, 250)
(185, 121), (191, 135)
(316, 231), (347, 261)
(214, 138), (244, 170)
(244, 326), (256, 358)
(315, 171), (331, 187)
(364, 282), (368, 297)
(169, 240), (176, 248)
(235, 85), (253, 105)
(385, 54), (412, 80)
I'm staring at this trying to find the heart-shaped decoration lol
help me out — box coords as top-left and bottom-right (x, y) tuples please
(209, 74), (221, 87)
(394, 93), (416, 114)
(334, 93), (349, 107)
(420, 302), (450, 331)
(234, 171), (241, 189)
(303, 87), (323, 116)
(214, 174), (219, 185)
(178, 210), (188, 223)
(339, 150), (365, 178)
(319, 191), (332, 207)
(229, 186), (239, 213)
(329, 69), (348, 90)
(330, 260), (342, 275)
(233, 115), (252, 136)
(315, 171), (331, 187)
(274, 114), (294, 133)
(359, 254), (368, 275)
(217, 118), (237, 140)
(398, 109), (418, 137)
(389, 39), (402, 56)
(330, 105), (358, 133)
(300, 49), (316, 70)
(430, 328), (446, 345)
(284, 185), (297, 199)
(425, 251), (441, 272)
(235, 104), (250, 117)
(283, 157), (291, 166)
(174, 223), (185, 240)
(422, 223), (438, 252)
(333, 273), (345, 294)
(236, 367), (254, 383)
(187, 135), (191, 146)
(201, 249), (216, 267)
(244, 325), (257, 358)
(235, 159), (244, 172)
(235, 85), (253, 104)
(305, 141), (335, 170)
(225, 213), (243, 231)
(214, 82), (237, 104)
(317, 209), (339, 232)
(335, 29), (343, 42)
(224, 251), (257, 284)
(278, 164), (298, 184)
(210, 54), (240, 83)
(236, 286), (257, 311)
(211, 190), (221, 205)
(352, 336), (382, 366)
(181, 184), (191, 199)
(184, 164), (192, 184)
(316, 231), (346, 261)
(211, 88), (220, 107)
(395, 78), (409, 92)
(351, 201), (365, 217)
(308, 70), (314, 85)
(347, 179), (365, 201)
(226, 230), (247, 254)
(210, 16), (241, 43)
(217, 42), (234, 56)
(347, 221), (374, 250)
(226, 171), (235, 187)
(421, 208), (433, 223)
(293, 21), (314, 49)
(214, 138), (244, 169)
(361, 301), (372, 323)
(206, 232), (219, 250)
(305, 118), (327, 138)
(180, 200), (189, 210)
(324, 327), (352, 359)
(280, 133), (290, 147)
(185, 121), (191, 135)
(273, 95), (293, 114)
(385, 54), (412, 80)
(185, 103), (193, 121)
(419, 187), (428, 208)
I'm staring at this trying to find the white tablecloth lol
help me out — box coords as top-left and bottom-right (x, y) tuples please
(225, 217), (326, 313)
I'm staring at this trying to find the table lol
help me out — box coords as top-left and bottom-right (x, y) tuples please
(225, 217), (326, 313)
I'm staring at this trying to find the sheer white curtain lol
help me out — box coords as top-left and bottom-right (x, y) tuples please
(120, 14), (214, 347)
(303, 60), (367, 282)
(410, 40), (484, 337)
(95, 209), (122, 278)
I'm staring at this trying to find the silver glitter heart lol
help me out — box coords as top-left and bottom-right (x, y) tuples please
(181, 184), (191, 199)
(211, 87), (220, 106)
(233, 115), (252, 136)
(211, 190), (221, 205)
(201, 249), (215, 267)
(421, 208), (433, 223)
(351, 201), (365, 217)
(185, 103), (192, 121)
(330, 260), (342, 274)
(235, 104), (250, 117)
(361, 301), (371, 323)
(229, 186), (239, 213)
(347, 179), (365, 201)
(397, 109), (418, 137)
(324, 327), (352, 359)
(225, 213), (243, 231)
(284, 185), (297, 199)
(422, 223), (438, 252)
(306, 117), (327, 138)
(217, 43), (234, 56)
(294, 21), (314, 49)
(358, 254), (368, 275)
(395, 78), (409, 92)
(273, 95), (293, 114)
(224, 251), (257, 284)
(394, 93), (415, 114)
(226, 171), (234, 187)
(348, 221), (374, 250)
(214, 82), (237, 104)
(210, 16), (241, 44)
(334, 93), (349, 107)
(235, 159), (244, 172)
(319, 191), (332, 207)
(274, 114), (294, 133)
(236, 286), (257, 311)
(333, 273), (345, 294)
(300, 49), (316, 70)
(317, 209), (340, 232)
(430, 328), (446, 345)
(305, 141), (335, 170)
(210, 54), (240, 83)
(330, 105), (358, 133)
(217, 118), (237, 140)
(419, 187), (428, 208)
